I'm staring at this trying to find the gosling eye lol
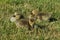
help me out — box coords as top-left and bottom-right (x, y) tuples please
(13, 15), (16, 17)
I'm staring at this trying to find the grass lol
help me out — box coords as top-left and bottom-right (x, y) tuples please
(0, 0), (60, 40)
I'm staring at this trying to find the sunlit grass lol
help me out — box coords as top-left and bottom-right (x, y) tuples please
(0, 0), (60, 40)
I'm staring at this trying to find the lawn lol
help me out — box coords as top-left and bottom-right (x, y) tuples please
(0, 0), (60, 40)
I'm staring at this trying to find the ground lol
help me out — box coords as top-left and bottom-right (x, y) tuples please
(0, 0), (60, 40)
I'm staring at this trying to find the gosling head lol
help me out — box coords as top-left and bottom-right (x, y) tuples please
(31, 9), (39, 16)
(10, 12), (24, 22)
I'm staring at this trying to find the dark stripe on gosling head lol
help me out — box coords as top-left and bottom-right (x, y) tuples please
(19, 15), (25, 19)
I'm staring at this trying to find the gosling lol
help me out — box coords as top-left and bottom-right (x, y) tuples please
(10, 12), (35, 30)
(32, 9), (53, 21)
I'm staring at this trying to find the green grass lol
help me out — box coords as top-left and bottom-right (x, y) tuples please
(0, 0), (60, 40)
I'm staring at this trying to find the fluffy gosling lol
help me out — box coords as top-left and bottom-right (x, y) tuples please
(32, 9), (53, 21)
(10, 12), (35, 30)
